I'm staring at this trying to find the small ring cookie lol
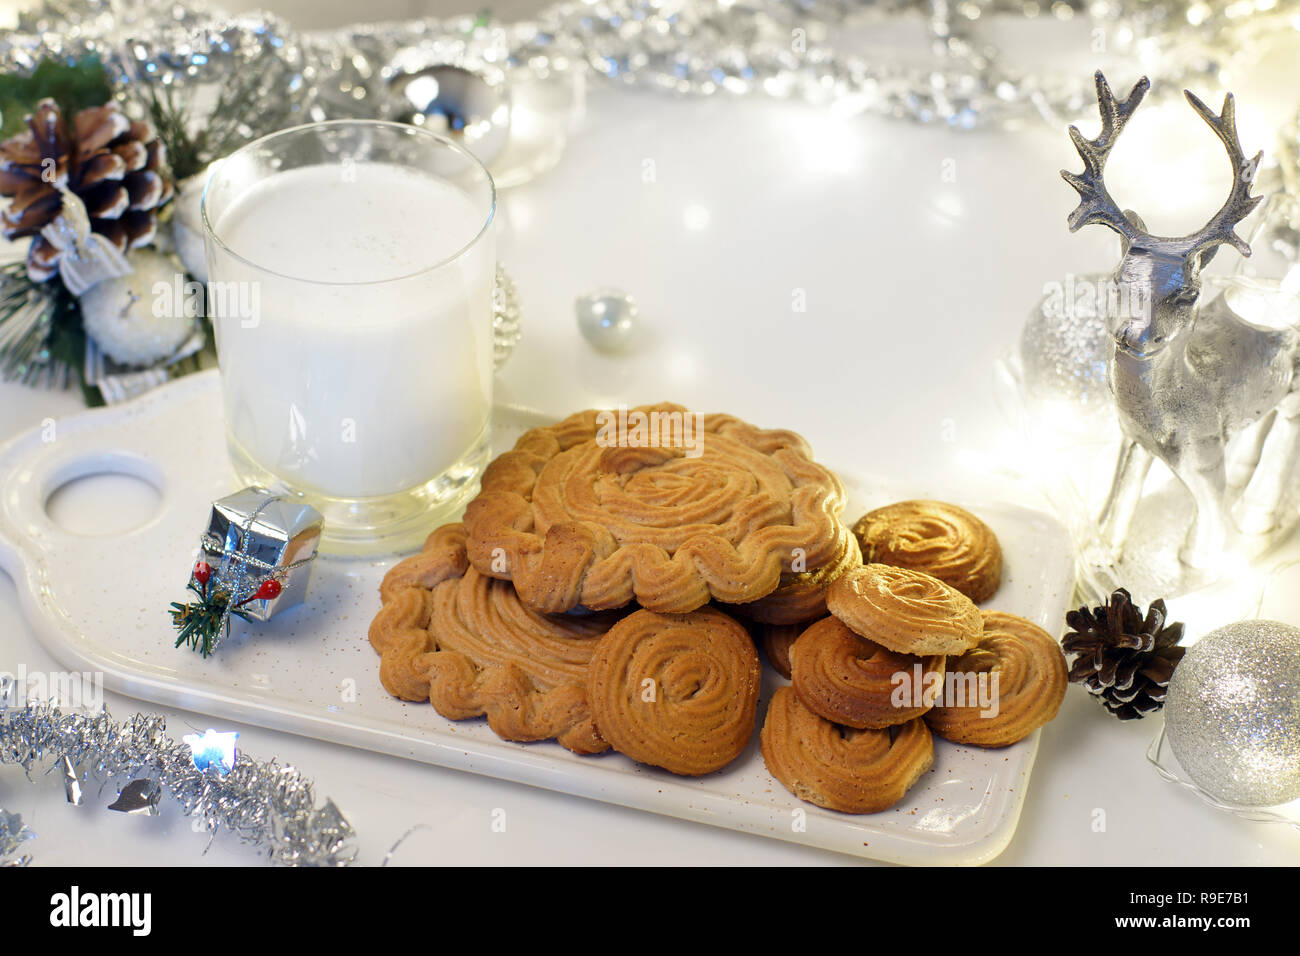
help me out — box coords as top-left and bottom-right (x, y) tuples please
(852, 500), (1002, 603)
(760, 687), (934, 814)
(791, 616), (945, 729)
(586, 607), (761, 775)
(826, 564), (982, 656)
(924, 610), (1067, 748)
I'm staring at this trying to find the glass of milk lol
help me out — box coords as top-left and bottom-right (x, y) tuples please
(202, 121), (496, 554)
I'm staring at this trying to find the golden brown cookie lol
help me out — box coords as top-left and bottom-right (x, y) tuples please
(586, 607), (761, 775)
(369, 523), (618, 754)
(924, 610), (1067, 748)
(731, 530), (862, 626)
(790, 616), (945, 729)
(462, 403), (850, 615)
(761, 687), (934, 814)
(852, 499), (1002, 603)
(753, 621), (802, 679)
(826, 563), (982, 656)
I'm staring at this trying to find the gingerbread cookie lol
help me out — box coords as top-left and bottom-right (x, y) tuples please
(586, 607), (761, 775)
(790, 616), (945, 729)
(924, 610), (1067, 748)
(761, 687), (934, 814)
(731, 531), (862, 626)
(369, 523), (618, 754)
(851, 499), (1002, 603)
(462, 403), (849, 614)
(827, 564), (982, 656)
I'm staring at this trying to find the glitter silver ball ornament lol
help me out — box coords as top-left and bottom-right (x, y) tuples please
(1019, 276), (1114, 409)
(576, 289), (639, 353)
(389, 64), (511, 167)
(1165, 620), (1300, 807)
(492, 265), (522, 370)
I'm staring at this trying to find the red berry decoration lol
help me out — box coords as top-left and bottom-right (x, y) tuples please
(192, 561), (212, 585)
(254, 579), (282, 601)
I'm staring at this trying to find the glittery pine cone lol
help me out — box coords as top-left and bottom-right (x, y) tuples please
(1062, 588), (1185, 720)
(0, 98), (173, 282)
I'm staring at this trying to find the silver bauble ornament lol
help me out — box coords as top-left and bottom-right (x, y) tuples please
(79, 249), (196, 367)
(1165, 620), (1300, 807)
(1019, 275), (1113, 410)
(388, 64), (511, 167)
(576, 288), (639, 354)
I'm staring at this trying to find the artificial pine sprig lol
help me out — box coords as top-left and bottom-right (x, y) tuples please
(169, 562), (228, 658)
(138, 72), (272, 181)
(0, 56), (113, 139)
(170, 561), (284, 658)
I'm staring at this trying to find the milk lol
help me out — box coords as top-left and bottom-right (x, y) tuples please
(211, 161), (494, 500)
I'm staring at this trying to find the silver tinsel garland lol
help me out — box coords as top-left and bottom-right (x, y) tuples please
(2, 0), (1298, 132)
(0, 681), (356, 866)
(0, 808), (34, 866)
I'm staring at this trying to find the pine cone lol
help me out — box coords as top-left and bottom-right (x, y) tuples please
(1062, 588), (1185, 720)
(0, 98), (173, 282)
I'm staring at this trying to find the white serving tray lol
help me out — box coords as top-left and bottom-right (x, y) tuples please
(0, 370), (1075, 865)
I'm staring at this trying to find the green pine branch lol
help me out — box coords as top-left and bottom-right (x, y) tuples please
(169, 579), (231, 658)
(0, 56), (113, 139)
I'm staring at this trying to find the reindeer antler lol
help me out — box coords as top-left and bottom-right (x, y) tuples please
(1179, 89), (1263, 259)
(1062, 71), (1264, 263)
(1061, 71), (1151, 243)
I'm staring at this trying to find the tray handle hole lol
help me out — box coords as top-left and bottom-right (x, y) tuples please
(44, 454), (164, 537)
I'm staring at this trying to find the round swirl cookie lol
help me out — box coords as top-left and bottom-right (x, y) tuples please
(790, 616), (945, 729)
(826, 563), (982, 656)
(586, 607), (761, 775)
(368, 523), (619, 754)
(462, 403), (851, 615)
(924, 610), (1067, 747)
(851, 499), (1002, 603)
(761, 687), (934, 814)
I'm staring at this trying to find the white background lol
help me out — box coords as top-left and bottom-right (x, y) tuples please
(2, 0), (1300, 864)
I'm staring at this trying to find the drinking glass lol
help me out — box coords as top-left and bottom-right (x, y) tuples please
(202, 121), (496, 553)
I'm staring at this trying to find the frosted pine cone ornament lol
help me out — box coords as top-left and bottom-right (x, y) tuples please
(0, 98), (174, 284)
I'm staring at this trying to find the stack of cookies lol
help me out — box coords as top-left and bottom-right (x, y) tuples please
(367, 403), (1067, 816)
(758, 501), (1067, 813)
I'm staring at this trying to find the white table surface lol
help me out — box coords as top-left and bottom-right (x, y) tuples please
(3, 61), (1300, 865)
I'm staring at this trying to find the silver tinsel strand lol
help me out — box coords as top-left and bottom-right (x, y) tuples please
(0, 808), (34, 866)
(0, 681), (356, 866)
(3, 0), (1299, 131)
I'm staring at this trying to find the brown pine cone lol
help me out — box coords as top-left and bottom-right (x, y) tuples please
(0, 98), (173, 282)
(1062, 588), (1185, 720)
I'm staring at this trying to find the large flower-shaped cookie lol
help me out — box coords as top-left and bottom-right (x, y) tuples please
(369, 523), (621, 754)
(463, 403), (850, 614)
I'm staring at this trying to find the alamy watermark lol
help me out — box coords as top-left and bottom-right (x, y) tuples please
(0, 665), (104, 713)
(890, 664), (1000, 718)
(595, 405), (706, 458)
(152, 274), (262, 328)
(1041, 274), (1150, 322)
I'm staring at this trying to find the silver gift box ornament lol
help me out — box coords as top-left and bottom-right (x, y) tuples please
(197, 488), (323, 622)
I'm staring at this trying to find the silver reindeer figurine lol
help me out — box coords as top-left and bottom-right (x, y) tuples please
(1063, 72), (1300, 568)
